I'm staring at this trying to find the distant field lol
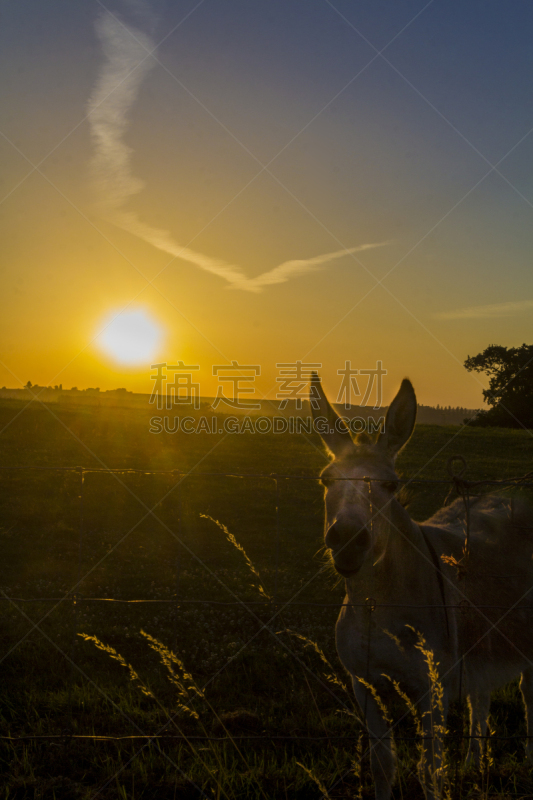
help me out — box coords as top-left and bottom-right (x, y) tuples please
(0, 398), (532, 798)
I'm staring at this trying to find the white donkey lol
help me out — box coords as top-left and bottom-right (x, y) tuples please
(311, 374), (533, 800)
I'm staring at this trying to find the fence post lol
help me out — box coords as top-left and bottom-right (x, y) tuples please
(273, 475), (280, 607)
(173, 470), (181, 654)
(68, 466), (84, 741)
(447, 456), (471, 797)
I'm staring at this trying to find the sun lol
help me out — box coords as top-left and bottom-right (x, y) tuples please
(96, 310), (162, 365)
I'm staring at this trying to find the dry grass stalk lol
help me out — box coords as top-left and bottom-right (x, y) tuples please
(296, 761), (331, 798)
(280, 628), (350, 695)
(78, 633), (154, 700)
(200, 514), (271, 600)
(140, 629), (201, 718)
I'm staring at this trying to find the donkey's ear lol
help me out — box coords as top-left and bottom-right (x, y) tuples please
(310, 372), (353, 458)
(378, 379), (417, 459)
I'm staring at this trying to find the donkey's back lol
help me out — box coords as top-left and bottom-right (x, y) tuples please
(425, 493), (533, 660)
(427, 493), (533, 536)
(424, 493), (533, 766)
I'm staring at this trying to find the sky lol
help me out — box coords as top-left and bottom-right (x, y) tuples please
(1, 0), (532, 407)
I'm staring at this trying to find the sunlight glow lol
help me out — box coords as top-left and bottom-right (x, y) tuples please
(97, 310), (162, 365)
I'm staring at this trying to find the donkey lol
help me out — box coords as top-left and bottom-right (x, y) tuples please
(311, 373), (533, 800)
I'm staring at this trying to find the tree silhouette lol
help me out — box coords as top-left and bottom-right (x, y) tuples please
(465, 343), (533, 428)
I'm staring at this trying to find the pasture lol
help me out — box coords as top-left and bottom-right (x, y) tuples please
(0, 398), (532, 798)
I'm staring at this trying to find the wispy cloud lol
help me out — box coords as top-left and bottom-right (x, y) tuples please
(88, 7), (387, 292)
(435, 299), (533, 320)
(244, 243), (385, 290)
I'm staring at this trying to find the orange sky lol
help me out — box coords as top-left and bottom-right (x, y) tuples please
(2, 1), (533, 409)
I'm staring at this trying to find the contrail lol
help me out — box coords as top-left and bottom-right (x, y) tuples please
(88, 7), (387, 291)
(246, 243), (386, 290)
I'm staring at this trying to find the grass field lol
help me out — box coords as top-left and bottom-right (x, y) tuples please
(1, 398), (533, 798)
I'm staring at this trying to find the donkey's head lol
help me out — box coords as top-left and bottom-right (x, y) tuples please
(311, 374), (417, 577)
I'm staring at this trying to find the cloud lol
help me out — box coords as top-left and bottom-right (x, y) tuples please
(244, 242), (386, 290)
(88, 8), (387, 292)
(435, 299), (533, 320)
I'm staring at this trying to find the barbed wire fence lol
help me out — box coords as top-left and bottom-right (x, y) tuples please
(1, 462), (533, 796)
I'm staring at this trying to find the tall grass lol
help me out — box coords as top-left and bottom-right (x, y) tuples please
(3, 412), (533, 798)
(200, 514), (271, 601)
(69, 515), (529, 798)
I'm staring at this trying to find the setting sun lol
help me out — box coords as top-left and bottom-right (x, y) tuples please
(3, 4), (533, 797)
(96, 310), (162, 366)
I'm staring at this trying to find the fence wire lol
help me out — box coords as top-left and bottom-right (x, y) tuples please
(2, 462), (533, 798)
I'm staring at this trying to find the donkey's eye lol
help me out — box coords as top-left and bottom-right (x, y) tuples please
(382, 481), (399, 493)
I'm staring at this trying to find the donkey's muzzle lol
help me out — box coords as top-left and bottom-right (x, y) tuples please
(326, 522), (371, 576)
(326, 522), (370, 549)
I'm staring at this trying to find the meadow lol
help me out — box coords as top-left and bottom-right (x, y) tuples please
(0, 397), (532, 799)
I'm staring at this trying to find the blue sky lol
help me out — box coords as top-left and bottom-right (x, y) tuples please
(1, 0), (532, 406)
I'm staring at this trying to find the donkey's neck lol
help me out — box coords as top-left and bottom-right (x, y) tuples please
(347, 500), (439, 604)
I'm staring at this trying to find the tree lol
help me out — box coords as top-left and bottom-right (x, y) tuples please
(464, 343), (533, 428)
